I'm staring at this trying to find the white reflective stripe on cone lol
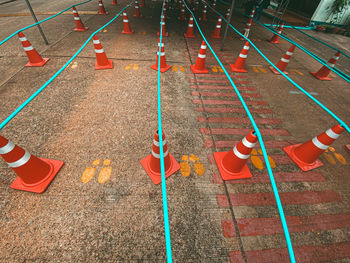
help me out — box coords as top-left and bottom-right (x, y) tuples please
(218, 18), (222, 22)
(200, 45), (206, 49)
(198, 53), (206, 58)
(239, 54), (247, 58)
(281, 57), (290, 63)
(157, 52), (166, 56)
(73, 10), (77, 13)
(328, 63), (335, 67)
(93, 39), (100, 44)
(95, 49), (105, 53)
(123, 12), (127, 15)
(152, 149), (169, 158)
(188, 24), (193, 27)
(233, 146), (250, 159)
(286, 51), (293, 56)
(190, 18), (193, 20)
(0, 141), (15, 154)
(7, 150), (31, 168)
(333, 56), (339, 60)
(19, 37), (27, 41)
(135, 6), (139, 8)
(123, 19), (129, 22)
(312, 137), (329, 150)
(203, 10), (207, 13)
(277, 30), (282, 34)
(326, 129), (341, 139)
(243, 45), (249, 50)
(242, 137), (256, 148)
(23, 46), (34, 51)
(74, 17), (81, 20)
(153, 139), (167, 147)
(216, 25), (221, 28)
(99, 4), (103, 6)
(246, 23), (251, 26)
(158, 43), (165, 47)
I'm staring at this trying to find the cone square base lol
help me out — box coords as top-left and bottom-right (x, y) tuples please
(25, 57), (50, 67)
(98, 11), (108, 15)
(140, 153), (180, 185)
(184, 33), (195, 38)
(122, 30), (133, 34)
(230, 64), (247, 73)
(11, 158), (64, 194)
(269, 66), (287, 75)
(211, 35), (221, 39)
(150, 64), (171, 72)
(191, 64), (208, 74)
(214, 151), (252, 180)
(95, 60), (113, 70)
(74, 26), (88, 32)
(310, 71), (331, 81)
(269, 39), (280, 44)
(283, 144), (323, 172)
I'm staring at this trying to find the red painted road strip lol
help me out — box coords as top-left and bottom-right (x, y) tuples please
(217, 190), (342, 207)
(201, 127), (290, 136)
(192, 91), (261, 98)
(205, 139), (288, 148)
(198, 117), (281, 124)
(191, 85), (256, 90)
(193, 99), (269, 106)
(192, 73), (248, 79)
(191, 78), (248, 83)
(196, 107), (273, 114)
(208, 154), (293, 165)
(230, 242), (350, 263)
(212, 171), (326, 184)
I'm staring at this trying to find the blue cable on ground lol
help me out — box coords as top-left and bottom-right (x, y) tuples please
(182, 1), (296, 262)
(0, 0), (92, 46)
(205, 2), (350, 135)
(0, 0), (135, 130)
(156, 1), (173, 262)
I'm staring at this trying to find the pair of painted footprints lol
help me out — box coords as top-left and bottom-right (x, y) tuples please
(81, 159), (112, 184)
(323, 147), (347, 165)
(251, 148), (276, 170)
(180, 154), (205, 177)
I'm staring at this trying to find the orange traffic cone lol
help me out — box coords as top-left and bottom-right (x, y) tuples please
(121, 12), (133, 34)
(284, 124), (344, 171)
(112, 0), (117, 5)
(269, 22), (284, 43)
(310, 52), (340, 81)
(212, 0), (216, 9)
(0, 134), (64, 193)
(179, 4), (186, 20)
(151, 38), (171, 72)
(249, 8), (255, 18)
(18, 32), (49, 67)
(195, 0), (199, 11)
(211, 17), (222, 39)
(178, 0), (182, 10)
(191, 41), (209, 74)
(92, 35), (113, 70)
(230, 41), (250, 73)
(163, 6), (167, 19)
(184, 15), (195, 38)
(157, 16), (168, 37)
(225, 7), (231, 20)
(140, 130), (180, 185)
(200, 5), (207, 21)
(134, 0), (141, 17)
(140, 0), (145, 7)
(241, 17), (252, 39)
(269, 44), (295, 74)
(214, 131), (257, 180)
(72, 7), (88, 31)
(98, 0), (107, 14)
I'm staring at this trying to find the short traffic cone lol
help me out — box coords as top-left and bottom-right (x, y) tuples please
(140, 130), (180, 185)
(92, 35), (113, 70)
(151, 38), (171, 72)
(179, 4), (186, 20)
(184, 15), (195, 38)
(200, 5), (207, 21)
(191, 41), (209, 74)
(310, 52), (340, 81)
(72, 6), (88, 31)
(140, 0), (145, 7)
(211, 16), (222, 39)
(134, 0), (141, 17)
(121, 12), (133, 34)
(98, 0), (107, 15)
(241, 18), (252, 39)
(230, 41), (250, 73)
(112, 0), (117, 5)
(225, 7), (231, 20)
(269, 44), (295, 74)
(157, 16), (168, 37)
(18, 32), (49, 67)
(0, 134), (64, 194)
(214, 131), (257, 180)
(284, 124), (344, 171)
(269, 23), (284, 43)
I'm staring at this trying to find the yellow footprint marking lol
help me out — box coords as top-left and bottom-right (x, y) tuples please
(323, 149), (336, 165)
(98, 159), (112, 184)
(218, 66), (224, 72)
(133, 64), (139, 70)
(103, 29), (107, 32)
(182, 155), (189, 161)
(211, 66), (218, 72)
(71, 61), (78, 69)
(329, 147), (347, 165)
(180, 155), (191, 177)
(125, 64), (132, 70)
(258, 149), (276, 168)
(103, 159), (111, 166)
(172, 65), (178, 72)
(81, 159), (100, 183)
(258, 67), (267, 73)
(143, 31), (147, 35)
(251, 149), (264, 170)
(179, 65), (185, 72)
(189, 153), (199, 162)
(252, 66), (259, 73)
(193, 160), (205, 176)
(91, 159), (101, 166)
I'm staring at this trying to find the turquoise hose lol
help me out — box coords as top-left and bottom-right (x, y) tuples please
(0, 0), (93, 46)
(183, 1), (296, 262)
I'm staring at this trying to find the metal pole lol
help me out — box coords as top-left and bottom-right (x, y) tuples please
(24, 0), (49, 45)
(220, 0), (235, 51)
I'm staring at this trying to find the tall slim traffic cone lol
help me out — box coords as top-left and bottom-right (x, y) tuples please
(269, 45), (295, 74)
(230, 41), (250, 73)
(214, 131), (257, 180)
(249, 7), (255, 18)
(179, 4), (186, 20)
(284, 124), (344, 171)
(72, 7), (88, 31)
(212, 0), (216, 9)
(163, 6), (167, 19)
(310, 52), (340, 81)
(195, 0), (199, 11)
(98, 0), (107, 14)
(184, 15), (195, 38)
(0, 135), (64, 194)
(241, 17), (252, 39)
(92, 35), (113, 70)
(191, 41), (209, 74)
(121, 12), (133, 34)
(134, 0), (141, 17)
(225, 7), (231, 20)
(151, 38), (171, 72)
(200, 5), (207, 21)
(18, 32), (49, 67)
(269, 22), (284, 43)
(140, 130), (180, 185)
(211, 17), (222, 39)
(157, 16), (168, 37)
(112, 0), (117, 5)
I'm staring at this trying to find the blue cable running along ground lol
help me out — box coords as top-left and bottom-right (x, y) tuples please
(156, 1), (173, 262)
(0, 0), (92, 46)
(0, 0), (135, 130)
(182, 1), (296, 262)
(205, 1), (350, 135)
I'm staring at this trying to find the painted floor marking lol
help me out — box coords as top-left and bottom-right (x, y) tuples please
(201, 128), (290, 136)
(193, 99), (269, 106)
(191, 85), (256, 91)
(125, 64), (139, 70)
(289, 90), (318, 96)
(172, 65), (185, 72)
(81, 158), (112, 184)
(179, 154), (205, 177)
(323, 147), (347, 165)
(196, 107), (273, 114)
